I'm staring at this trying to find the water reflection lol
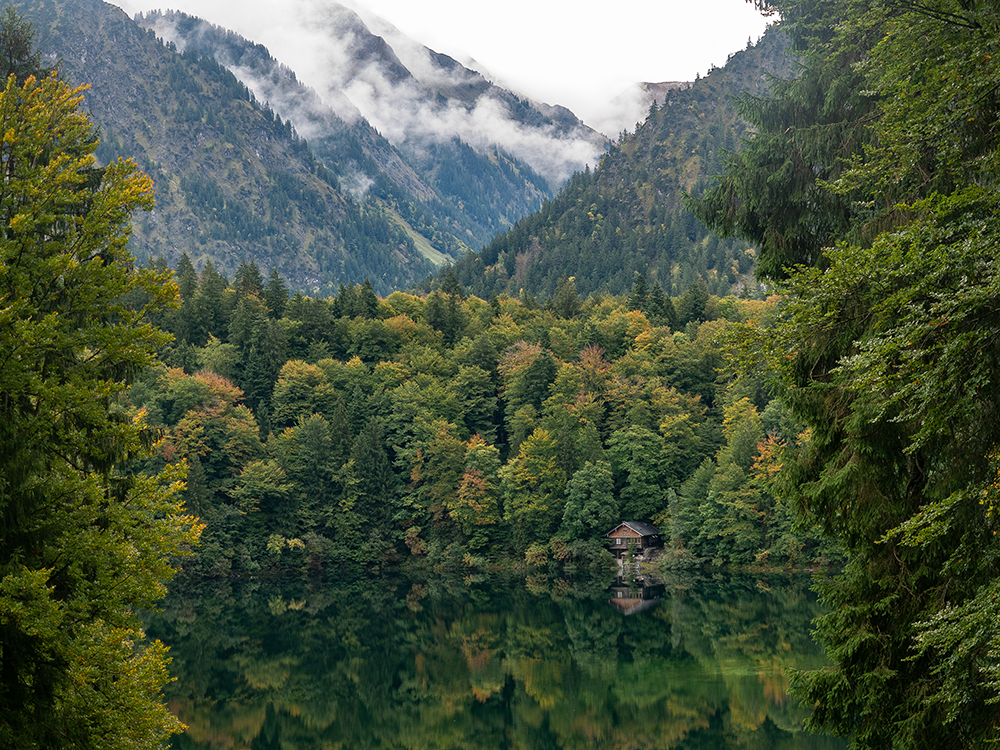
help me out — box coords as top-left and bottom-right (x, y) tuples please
(147, 572), (847, 749)
(608, 576), (664, 615)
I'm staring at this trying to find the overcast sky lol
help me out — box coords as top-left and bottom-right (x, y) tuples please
(111, 0), (772, 124)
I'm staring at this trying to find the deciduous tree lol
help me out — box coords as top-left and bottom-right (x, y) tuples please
(0, 68), (200, 747)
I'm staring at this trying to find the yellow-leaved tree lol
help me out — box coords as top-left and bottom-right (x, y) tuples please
(0, 12), (201, 747)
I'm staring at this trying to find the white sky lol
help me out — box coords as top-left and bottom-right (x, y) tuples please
(111, 0), (771, 125)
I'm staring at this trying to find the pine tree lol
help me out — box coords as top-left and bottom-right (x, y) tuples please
(263, 267), (289, 318)
(550, 275), (581, 318)
(351, 419), (398, 529)
(626, 273), (648, 313)
(175, 252), (198, 300)
(0, 5), (51, 83)
(234, 257), (264, 298)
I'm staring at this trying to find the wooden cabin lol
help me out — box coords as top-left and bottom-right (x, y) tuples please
(606, 521), (662, 559)
(608, 580), (665, 615)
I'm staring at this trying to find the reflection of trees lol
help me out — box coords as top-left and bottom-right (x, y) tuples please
(147, 574), (846, 749)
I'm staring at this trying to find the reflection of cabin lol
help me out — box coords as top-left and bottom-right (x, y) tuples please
(606, 521), (662, 559)
(608, 579), (665, 615)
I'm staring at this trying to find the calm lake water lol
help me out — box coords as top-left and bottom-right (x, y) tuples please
(146, 570), (848, 749)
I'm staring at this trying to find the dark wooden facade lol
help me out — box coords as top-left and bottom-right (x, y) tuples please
(608, 580), (665, 615)
(606, 521), (662, 559)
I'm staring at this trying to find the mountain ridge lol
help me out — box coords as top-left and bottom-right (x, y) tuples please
(438, 27), (795, 301)
(138, 7), (599, 250)
(11, 0), (608, 295)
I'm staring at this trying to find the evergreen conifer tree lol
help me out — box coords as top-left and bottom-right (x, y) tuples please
(264, 267), (289, 318)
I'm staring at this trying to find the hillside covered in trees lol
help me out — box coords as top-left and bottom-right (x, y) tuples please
(10, 0), (434, 295)
(688, 0), (1000, 745)
(437, 27), (795, 301)
(9, 0), (608, 297)
(136, 9), (583, 252)
(128, 258), (835, 576)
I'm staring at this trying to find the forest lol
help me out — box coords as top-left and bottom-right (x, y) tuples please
(687, 0), (1000, 745)
(132, 257), (836, 577)
(5, 0), (1000, 745)
(436, 27), (796, 302)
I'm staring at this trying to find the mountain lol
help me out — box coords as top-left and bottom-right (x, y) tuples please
(138, 6), (606, 248)
(11, 0), (604, 295)
(13, 0), (434, 294)
(438, 28), (796, 301)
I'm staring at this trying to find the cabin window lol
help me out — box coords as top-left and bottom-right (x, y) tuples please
(616, 538), (622, 545)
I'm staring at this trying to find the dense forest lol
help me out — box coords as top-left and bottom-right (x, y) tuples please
(6, 0), (1000, 745)
(131, 257), (836, 576)
(435, 27), (795, 301)
(689, 0), (1000, 745)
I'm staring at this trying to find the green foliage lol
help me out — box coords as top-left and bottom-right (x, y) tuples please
(439, 29), (795, 302)
(144, 253), (830, 574)
(0, 68), (200, 747)
(705, 0), (1000, 745)
(560, 461), (618, 541)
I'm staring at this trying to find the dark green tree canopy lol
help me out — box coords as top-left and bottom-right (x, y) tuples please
(0, 58), (200, 750)
(713, 0), (1000, 745)
(0, 5), (52, 83)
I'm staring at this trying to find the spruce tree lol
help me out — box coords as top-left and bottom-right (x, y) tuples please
(263, 267), (289, 318)
(705, 0), (1000, 744)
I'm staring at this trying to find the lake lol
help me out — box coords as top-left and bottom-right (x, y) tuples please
(146, 570), (849, 749)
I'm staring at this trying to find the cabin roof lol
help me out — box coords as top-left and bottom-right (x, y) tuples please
(606, 521), (660, 538)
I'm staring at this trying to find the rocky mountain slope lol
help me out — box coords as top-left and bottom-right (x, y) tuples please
(139, 6), (607, 246)
(11, 0), (606, 294)
(15, 0), (435, 294)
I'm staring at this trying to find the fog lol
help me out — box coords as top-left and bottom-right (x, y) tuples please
(146, 3), (605, 187)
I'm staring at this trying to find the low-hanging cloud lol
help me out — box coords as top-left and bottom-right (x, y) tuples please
(303, 3), (606, 187)
(588, 81), (693, 142)
(144, 2), (605, 189)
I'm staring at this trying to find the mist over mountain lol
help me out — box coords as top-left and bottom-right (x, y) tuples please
(143, 4), (605, 190)
(435, 28), (795, 301)
(136, 8), (579, 252)
(13, 0), (440, 295)
(593, 81), (693, 139)
(8, 0), (613, 295)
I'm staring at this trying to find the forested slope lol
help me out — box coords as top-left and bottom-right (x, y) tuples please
(138, 10), (565, 254)
(13, 0), (433, 295)
(440, 27), (795, 301)
(127, 257), (836, 577)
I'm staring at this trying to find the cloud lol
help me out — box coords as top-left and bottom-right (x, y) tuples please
(139, 2), (604, 188)
(297, 4), (604, 186)
(342, 170), (375, 199)
(587, 81), (692, 140)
